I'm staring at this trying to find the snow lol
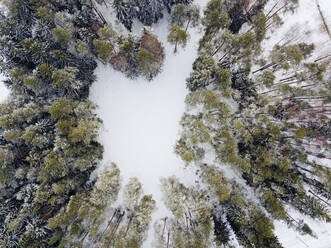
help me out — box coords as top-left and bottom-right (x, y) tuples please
(0, 76), (9, 103)
(90, 1), (209, 247)
(90, 0), (331, 247)
(275, 208), (331, 248)
(253, 0), (331, 69)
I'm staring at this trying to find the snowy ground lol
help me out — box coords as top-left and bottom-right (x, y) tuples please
(90, 0), (331, 247)
(89, 12), (201, 220)
(90, 1), (209, 247)
(0, 76), (9, 103)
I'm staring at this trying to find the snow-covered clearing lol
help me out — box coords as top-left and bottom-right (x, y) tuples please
(90, 1), (209, 247)
(90, 15), (199, 217)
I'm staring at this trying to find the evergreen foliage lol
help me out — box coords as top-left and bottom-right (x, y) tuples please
(0, 0), (330, 247)
(0, 1), (105, 246)
(154, 177), (215, 247)
(167, 25), (188, 53)
(111, 0), (193, 31)
(174, 0), (331, 246)
(167, 3), (200, 53)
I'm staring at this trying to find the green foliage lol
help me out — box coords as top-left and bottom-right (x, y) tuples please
(51, 67), (79, 89)
(170, 3), (200, 29)
(252, 12), (267, 42)
(262, 191), (286, 219)
(186, 56), (217, 91)
(157, 177), (214, 247)
(0, 1), (105, 246)
(98, 25), (116, 41)
(294, 127), (306, 141)
(93, 39), (114, 64)
(202, 0), (229, 34)
(76, 40), (89, 55)
(200, 165), (230, 203)
(37, 63), (54, 80)
(50, 98), (74, 120)
(170, 4), (187, 26)
(36, 6), (54, 23)
(102, 177), (155, 248)
(53, 27), (72, 46)
(271, 44), (304, 69)
(137, 48), (156, 80)
(259, 70), (275, 88)
(174, 0), (331, 247)
(185, 89), (221, 110)
(68, 118), (101, 144)
(167, 25), (188, 52)
(215, 68), (232, 96)
(23, 75), (39, 90)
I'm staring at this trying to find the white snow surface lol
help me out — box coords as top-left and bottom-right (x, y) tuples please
(90, 1), (209, 247)
(0, 76), (9, 103)
(90, 0), (331, 247)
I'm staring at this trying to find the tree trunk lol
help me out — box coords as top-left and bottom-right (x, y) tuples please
(166, 231), (170, 248)
(162, 217), (168, 236)
(185, 17), (191, 32)
(107, 211), (125, 241)
(280, 74), (297, 82)
(273, 79), (302, 86)
(174, 40), (178, 53)
(90, 0), (107, 24)
(315, 0), (331, 40)
(212, 40), (225, 56)
(266, 3), (288, 22)
(185, 212), (189, 232)
(81, 231), (89, 242)
(265, 1), (279, 18)
(309, 190), (331, 207)
(124, 216), (133, 238)
(314, 54), (331, 62)
(252, 62), (276, 74)
(102, 0), (108, 8)
(260, 88), (278, 95)
(101, 209), (118, 237)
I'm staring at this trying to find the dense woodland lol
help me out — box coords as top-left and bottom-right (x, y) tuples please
(0, 0), (330, 247)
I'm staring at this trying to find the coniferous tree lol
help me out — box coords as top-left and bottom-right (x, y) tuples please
(168, 3), (200, 53)
(167, 25), (188, 53)
(174, 1), (331, 246)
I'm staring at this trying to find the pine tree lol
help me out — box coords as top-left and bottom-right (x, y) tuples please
(202, 0), (230, 34)
(136, 0), (164, 26)
(112, 0), (136, 31)
(102, 178), (156, 248)
(93, 39), (114, 64)
(163, 0), (193, 12)
(170, 4), (200, 31)
(167, 25), (188, 53)
(168, 4), (199, 53)
(53, 27), (72, 47)
(155, 177), (215, 247)
(0, 1), (105, 246)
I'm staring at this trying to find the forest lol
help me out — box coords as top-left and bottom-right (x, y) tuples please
(0, 0), (330, 247)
